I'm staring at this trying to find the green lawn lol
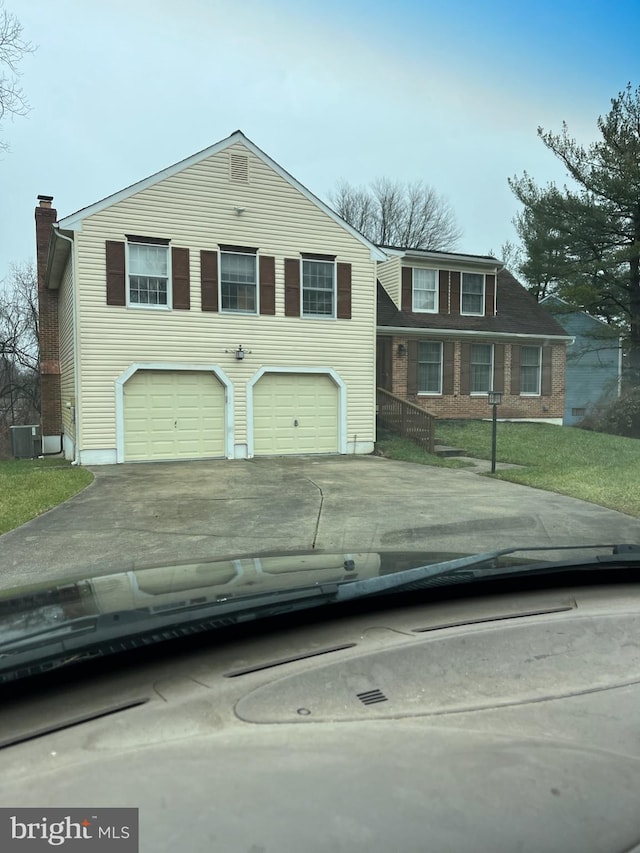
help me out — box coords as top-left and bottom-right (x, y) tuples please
(0, 458), (94, 535)
(436, 420), (640, 517)
(375, 430), (475, 469)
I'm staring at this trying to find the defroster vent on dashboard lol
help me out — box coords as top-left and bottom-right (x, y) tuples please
(357, 689), (388, 706)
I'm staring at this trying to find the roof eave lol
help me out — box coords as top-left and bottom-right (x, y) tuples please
(44, 226), (73, 290)
(379, 246), (503, 269)
(376, 325), (574, 343)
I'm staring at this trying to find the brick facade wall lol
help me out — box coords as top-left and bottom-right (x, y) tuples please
(35, 198), (62, 436)
(387, 335), (566, 420)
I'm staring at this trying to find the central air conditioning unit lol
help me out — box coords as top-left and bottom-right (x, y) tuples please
(10, 424), (42, 459)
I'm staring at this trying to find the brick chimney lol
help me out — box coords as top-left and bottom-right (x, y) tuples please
(35, 195), (62, 442)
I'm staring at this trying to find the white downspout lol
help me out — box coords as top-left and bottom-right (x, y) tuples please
(52, 227), (81, 465)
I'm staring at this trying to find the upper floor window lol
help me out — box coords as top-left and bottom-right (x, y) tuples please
(221, 251), (257, 313)
(471, 343), (493, 393)
(461, 272), (485, 315)
(418, 341), (442, 394)
(302, 259), (335, 318)
(413, 268), (438, 312)
(128, 242), (170, 308)
(520, 345), (541, 395)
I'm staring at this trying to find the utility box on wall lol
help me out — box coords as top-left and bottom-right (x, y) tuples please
(10, 425), (42, 459)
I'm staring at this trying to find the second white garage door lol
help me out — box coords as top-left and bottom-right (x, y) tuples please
(253, 373), (339, 455)
(123, 370), (226, 462)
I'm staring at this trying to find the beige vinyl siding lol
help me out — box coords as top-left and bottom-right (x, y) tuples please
(73, 142), (377, 454)
(58, 256), (75, 442)
(377, 255), (402, 307)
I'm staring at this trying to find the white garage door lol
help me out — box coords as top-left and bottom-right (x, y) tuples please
(253, 373), (339, 455)
(123, 370), (226, 462)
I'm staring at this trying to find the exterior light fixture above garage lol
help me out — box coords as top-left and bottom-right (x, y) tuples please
(224, 344), (250, 360)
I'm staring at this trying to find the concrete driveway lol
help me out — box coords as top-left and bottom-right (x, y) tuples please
(2, 455), (640, 588)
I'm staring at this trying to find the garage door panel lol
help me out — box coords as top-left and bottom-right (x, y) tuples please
(151, 441), (174, 455)
(124, 370), (226, 462)
(176, 394), (200, 407)
(253, 373), (339, 456)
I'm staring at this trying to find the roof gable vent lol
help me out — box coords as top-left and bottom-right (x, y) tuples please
(229, 153), (249, 184)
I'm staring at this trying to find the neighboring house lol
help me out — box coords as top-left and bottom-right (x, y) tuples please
(540, 295), (622, 425)
(35, 131), (386, 464)
(376, 250), (571, 421)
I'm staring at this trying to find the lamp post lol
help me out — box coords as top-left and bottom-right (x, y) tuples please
(488, 391), (502, 473)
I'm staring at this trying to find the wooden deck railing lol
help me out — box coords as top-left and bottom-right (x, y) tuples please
(376, 388), (436, 454)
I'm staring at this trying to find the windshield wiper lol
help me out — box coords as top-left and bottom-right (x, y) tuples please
(336, 543), (640, 600)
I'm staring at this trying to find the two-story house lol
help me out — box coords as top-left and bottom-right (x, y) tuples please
(35, 131), (386, 464)
(376, 250), (571, 421)
(36, 133), (572, 466)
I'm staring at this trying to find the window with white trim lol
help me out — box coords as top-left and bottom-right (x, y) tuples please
(418, 341), (442, 394)
(220, 251), (257, 313)
(461, 272), (485, 315)
(413, 268), (438, 312)
(128, 243), (170, 307)
(471, 343), (493, 393)
(520, 345), (542, 395)
(302, 259), (335, 317)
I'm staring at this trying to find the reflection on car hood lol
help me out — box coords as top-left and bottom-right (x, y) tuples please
(0, 550), (450, 645)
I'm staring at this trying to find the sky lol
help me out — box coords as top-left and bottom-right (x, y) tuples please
(1, 0), (638, 284)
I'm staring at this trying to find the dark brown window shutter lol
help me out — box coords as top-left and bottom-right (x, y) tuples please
(541, 346), (552, 395)
(485, 274), (496, 317)
(493, 343), (505, 392)
(106, 240), (126, 306)
(401, 267), (412, 312)
(510, 345), (521, 395)
(285, 258), (300, 317)
(439, 271), (448, 314)
(171, 247), (190, 310)
(442, 341), (455, 395)
(407, 340), (419, 396)
(450, 271), (460, 316)
(337, 262), (352, 319)
(459, 342), (471, 395)
(200, 250), (218, 312)
(259, 255), (276, 315)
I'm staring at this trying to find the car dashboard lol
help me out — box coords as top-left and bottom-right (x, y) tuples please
(2, 579), (640, 853)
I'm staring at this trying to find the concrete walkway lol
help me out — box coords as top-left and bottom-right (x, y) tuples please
(2, 455), (640, 588)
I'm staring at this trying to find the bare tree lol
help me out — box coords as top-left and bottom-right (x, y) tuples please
(0, 263), (39, 455)
(330, 178), (462, 251)
(0, 1), (35, 150)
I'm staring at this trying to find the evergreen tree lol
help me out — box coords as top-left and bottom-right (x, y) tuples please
(509, 84), (640, 383)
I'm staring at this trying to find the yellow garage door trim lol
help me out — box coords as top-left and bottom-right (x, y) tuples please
(252, 372), (339, 456)
(123, 370), (226, 462)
